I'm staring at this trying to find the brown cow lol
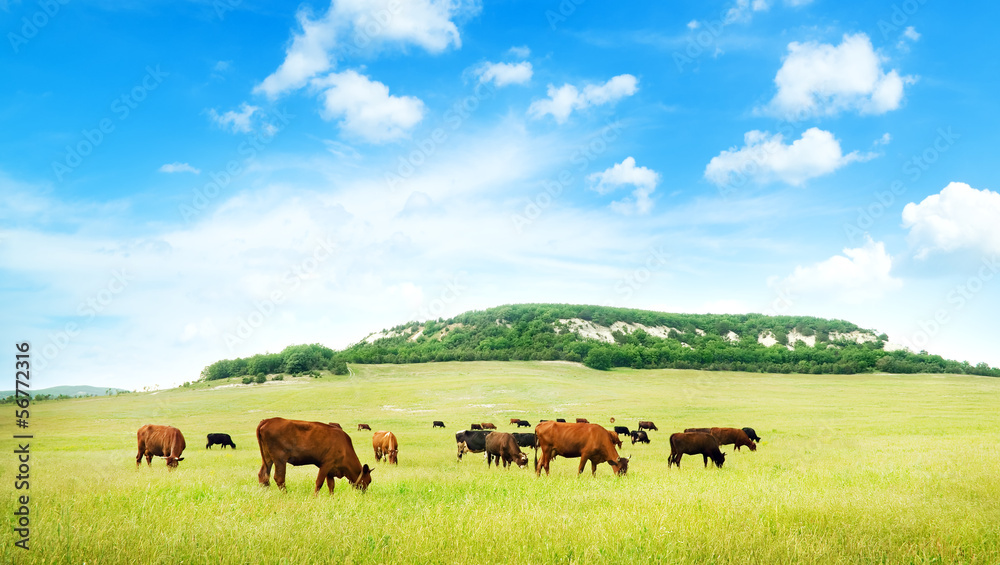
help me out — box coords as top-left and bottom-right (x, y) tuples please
(357, 424), (371, 431)
(684, 427), (757, 451)
(485, 432), (528, 468)
(711, 427), (757, 451)
(136, 424), (186, 469)
(481, 422), (497, 430)
(509, 418), (521, 426)
(257, 418), (373, 494)
(669, 432), (725, 468)
(534, 421), (629, 477)
(638, 421), (658, 431)
(470, 423), (483, 430)
(576, 418), (589, 423)
(372, 431), (399, 465)
(606, 429), (623, 448)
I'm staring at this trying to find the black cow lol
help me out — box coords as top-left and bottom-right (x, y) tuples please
(516, 420), (531, 428)
(512, 432), (536, 449)
(470, 423), (483, 430)
(614, 426), (631, 437)
(630, 430), (650, 444)
(455, 429), (493, 461)
(206, 433), (236, 449)
(433, 421), (446, 428)
(742, 427), (761, 442)
(556, 418), (566, 423)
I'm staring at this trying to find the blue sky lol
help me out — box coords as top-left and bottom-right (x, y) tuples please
(3, 0), (999, 389)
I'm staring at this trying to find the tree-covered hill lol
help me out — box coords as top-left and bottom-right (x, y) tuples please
(200, 304), (1000, 381)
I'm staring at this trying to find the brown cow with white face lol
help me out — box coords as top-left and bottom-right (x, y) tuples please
(257, 418), (373, 494)
(534, 421), (629, 477)
(136, 424), (186, 469)
(485, 432), (528, 469)
(372, 431), (398, 465)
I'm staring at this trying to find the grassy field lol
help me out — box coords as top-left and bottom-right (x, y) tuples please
(3, 361), (999, 564)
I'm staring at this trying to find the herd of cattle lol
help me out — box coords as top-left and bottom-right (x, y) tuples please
(134, 417), (763, 494)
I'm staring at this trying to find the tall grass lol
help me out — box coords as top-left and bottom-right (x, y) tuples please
(3, 362), (999, 563)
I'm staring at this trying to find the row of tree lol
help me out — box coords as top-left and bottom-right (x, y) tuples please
(199, 304), (1000, 380)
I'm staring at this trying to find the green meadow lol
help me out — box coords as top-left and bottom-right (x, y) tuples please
(3, 361), (999, 564)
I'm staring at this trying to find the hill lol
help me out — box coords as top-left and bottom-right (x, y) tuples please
(200, 304), (1000, 381)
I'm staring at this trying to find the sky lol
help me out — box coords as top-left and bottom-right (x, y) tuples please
(2, 0), (999, 390)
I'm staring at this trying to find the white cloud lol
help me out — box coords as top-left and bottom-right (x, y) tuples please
(507, 45), (530, 58)
(724, 0), (770, 24)
(687, 20), (700, 30)
(875, 132), (891, 146)
(313, 70), (425, 143)
(208, 103), (260, 134)
(587, 157), (659, 215)
(528, 74), (638, 123)
(255, 0), (473, 99)
(761, 33), (914, 119)
(475, 61), (532, 87)
(777, 236), (902, 303)
(159, 163), (201, 175)
(902, 182), (1000, 258)
(903, 26), (920, 41)
(704, 127), (873, 187)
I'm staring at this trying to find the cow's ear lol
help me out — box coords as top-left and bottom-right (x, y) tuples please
(363, 464), (373, 474)
(177, 457), (184, 461)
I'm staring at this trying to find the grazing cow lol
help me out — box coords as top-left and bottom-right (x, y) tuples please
(576, 418), (589, 423)
(711, 427), (757, 451)
(455, 429), (493, 461)
(481, 423), (497, 430)
(742, 427), (762, 442)
(534, 421), (629, 477)
(512, 432), (536, 449)
(206, 433), (236, 449)
(328, 423), (342, 429)
(136, 425), (186, 469)
(614, 426), (631, 437)
(485, 432), (529, 468)
(357, 424), (371, 431)
(555, 418), (566, 423)
(516, 419), (531, 428)
(668, 432), (725, 469)
(638, 421), (658, 431)
(630, 430), (650, 445)
(432, 421), (446, 428)
(606, 429), (623, 448)
(470, 423), (483, 430)
(372, 431), (399, 465)
(257, 418), (373, 494)
(510, 418), (521, 426)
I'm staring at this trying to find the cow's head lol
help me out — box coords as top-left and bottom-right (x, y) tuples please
(353, 464), (373, 491)
(713, 452), (726, 468)
(611, 455), (630, 476)
(747, 441), (757, 452)
(165, 456), (184, 468)
(388, 449), (398, 465)
(514, 453), (529, 468)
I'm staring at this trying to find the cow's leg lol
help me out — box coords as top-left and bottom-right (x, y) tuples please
(273, 461), (287, 491)
(702, 454), (709, 468)
(314, 467), (329, 495)
(136, 443), (144, 467)
(326, 473), (336, 494)
(145, 452), (153, 466)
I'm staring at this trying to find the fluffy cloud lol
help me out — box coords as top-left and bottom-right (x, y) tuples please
(507, 45), (530, 58)
(313, 70), (425, 143)
(724, 0), (770, 24)
(159, 163), (201, 174)
(704, 127), (873, 187)
(587, 157), (659, 215)
(760, 33), (914, 119)
(255, 0), (473, 99)
(529, 74), (638, 123)
(475, 61), (532, 87)
(777, 236), (902, 303)
(208, 103), (260, 134)
(902, 182), (1000, 258)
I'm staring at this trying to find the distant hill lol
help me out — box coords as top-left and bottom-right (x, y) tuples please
(0, 385), (129, 398)
(199, 304), (1000, 380)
